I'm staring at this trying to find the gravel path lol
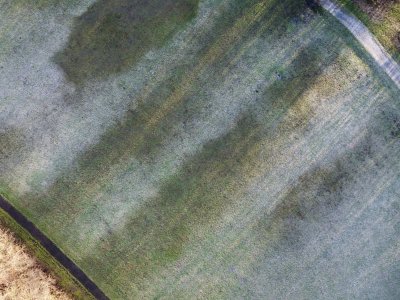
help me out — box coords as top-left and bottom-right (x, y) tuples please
(320, 0), (400, 89)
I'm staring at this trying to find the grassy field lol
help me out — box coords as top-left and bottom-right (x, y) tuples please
(1, 0), (400, 298)
(337, 0), (400, 61)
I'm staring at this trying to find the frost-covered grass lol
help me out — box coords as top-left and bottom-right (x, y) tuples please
(1, 0), (400, 298)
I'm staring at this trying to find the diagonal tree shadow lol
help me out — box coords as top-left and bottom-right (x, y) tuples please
(53, 0), (200, 86)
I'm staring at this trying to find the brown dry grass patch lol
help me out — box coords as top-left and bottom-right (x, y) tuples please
(0, 226), (71, 300)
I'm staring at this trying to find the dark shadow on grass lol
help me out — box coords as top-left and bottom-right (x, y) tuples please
(53, 0), (199, 86)
(17, 2), (356, 295)
(0, 127), (27, 174)
(253, 99), (400, 254)
(83, 115), (263, 290)
(74, 42), (345, 295)
(25, 1), (343, 230)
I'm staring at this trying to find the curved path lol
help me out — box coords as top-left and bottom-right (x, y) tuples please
(0, 195), (109, 300)
(320, 0), (400, 89)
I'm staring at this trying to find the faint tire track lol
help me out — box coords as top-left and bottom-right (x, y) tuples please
(320, 0), (400, 89)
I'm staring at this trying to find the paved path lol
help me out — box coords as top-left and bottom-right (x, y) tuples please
(320, 0), (400, 89)
(0, 195), (109, 300)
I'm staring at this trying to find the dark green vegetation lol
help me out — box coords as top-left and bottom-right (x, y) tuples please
(1, 0), (400, 298)
(0, 204), (93, 300)
(54, 0), (200, 85)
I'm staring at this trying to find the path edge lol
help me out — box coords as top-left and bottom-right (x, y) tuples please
(0, 193), (109, 300)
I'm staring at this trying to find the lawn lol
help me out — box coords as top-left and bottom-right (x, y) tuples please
(1, 0), (400, 298)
